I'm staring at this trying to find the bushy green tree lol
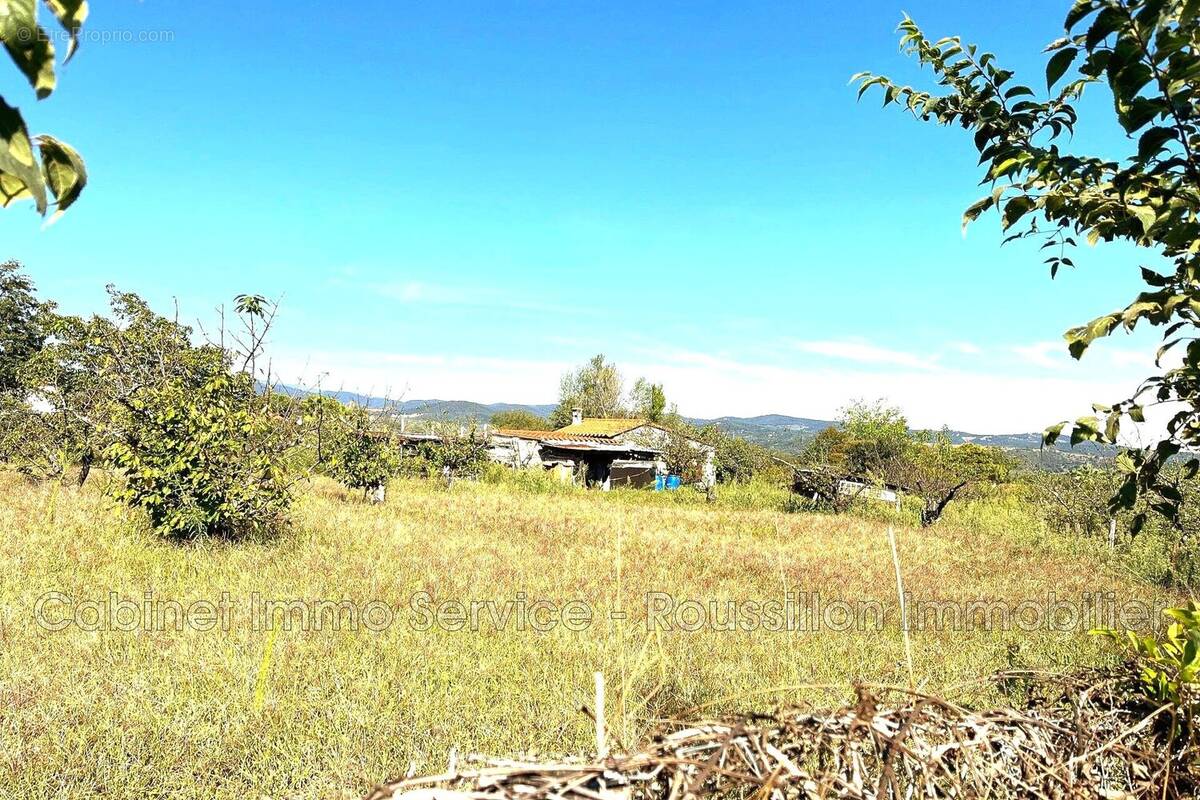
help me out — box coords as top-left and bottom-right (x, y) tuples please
(106, 372), (293, 538)
(710, 431), (771, 483)
(891, 433), (1018, 526)
(10, 288), (229, 483)
(839, 399), (911, 477)
(1027, 465), (1124, 538)
(855, 0), (1200, 529)
(660, 430), (710, 485)
(0, 260), (45, 392)
(429, 423), (490, 479)
(2, 281), (302, 537)
(327, 407), (399, 496)
(548, 354), (627, 428)
(629, 378), (668, 423)
(299, 393), (346, 468)
(799, 404), (1015, 525)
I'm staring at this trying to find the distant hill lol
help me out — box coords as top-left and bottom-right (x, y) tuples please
(272, 386), (555, 421)
(274, 385), (1112, 466)
(686, 413), (1111, 460)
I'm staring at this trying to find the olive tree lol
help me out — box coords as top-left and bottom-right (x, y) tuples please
(855, 0), (1200, 530)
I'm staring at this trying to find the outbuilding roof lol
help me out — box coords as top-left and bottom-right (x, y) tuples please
(553, 418), (649, 438)
(494, 418), (651, 442)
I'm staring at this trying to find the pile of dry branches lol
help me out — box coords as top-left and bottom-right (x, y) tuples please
(364, 671), (1197, 800)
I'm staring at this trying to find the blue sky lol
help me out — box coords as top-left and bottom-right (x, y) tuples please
(0, 1), (1174, 432)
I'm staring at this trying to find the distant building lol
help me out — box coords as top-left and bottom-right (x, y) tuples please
(489, 407), (715, 490)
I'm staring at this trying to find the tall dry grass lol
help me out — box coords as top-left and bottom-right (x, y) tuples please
(0, 473), (1176, 799)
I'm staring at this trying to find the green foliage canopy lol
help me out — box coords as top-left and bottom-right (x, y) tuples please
(855, 1), (1200, 529)
(326, 407), (399, 493)
(106, 371), (294, 538)
(548, 354), (628, 428)
(0, 260), (44, 392)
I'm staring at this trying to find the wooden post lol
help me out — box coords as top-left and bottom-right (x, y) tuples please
(1108, 517), (1117, 550)
(888, 526), (915, 688)
(594, 671), (607, 758)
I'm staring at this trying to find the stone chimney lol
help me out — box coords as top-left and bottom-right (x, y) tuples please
(571, 407), (583, 425)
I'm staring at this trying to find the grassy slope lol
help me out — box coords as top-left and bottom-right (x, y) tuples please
(0, 474), (1175, 799)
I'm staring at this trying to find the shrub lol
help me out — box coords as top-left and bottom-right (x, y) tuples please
(326, 408), (398, 495)
(397, 424), (490, 480)
(481, 462), (578, 494)
(105, 372), (293, 538)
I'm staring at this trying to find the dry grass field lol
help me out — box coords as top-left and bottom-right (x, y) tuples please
(0, 473), (1177, 799)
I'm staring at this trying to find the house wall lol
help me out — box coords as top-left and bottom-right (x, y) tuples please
(617, 425), (716, 487)
(487, 435), (544, 468)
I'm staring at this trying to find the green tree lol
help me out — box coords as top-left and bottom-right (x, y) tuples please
(0, 1), (88, 219)
(327, 407), (398, 497)
(629, 378), (668, 422)
(299, 393), (346, 468)
(855, 1), (1200, 529)
(10, 288), (230, 482)
(0, 260), (44, 392)
(839, 399), (911, 477)
(660, 429), (710, 485)
(1, 283), (302, 536)
(548, 354), (627, 428)
(890, 433), (1017, 526)
(105, 371), (294, 538)
(710, 430), (770, 483)
(489, 409), (552, 430)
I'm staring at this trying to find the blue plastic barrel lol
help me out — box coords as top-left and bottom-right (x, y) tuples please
(665, 475), (681, 490)
(654, 475), (665, 491)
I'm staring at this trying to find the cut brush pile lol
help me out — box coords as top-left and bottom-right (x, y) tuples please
(365, 671), (1197, 800)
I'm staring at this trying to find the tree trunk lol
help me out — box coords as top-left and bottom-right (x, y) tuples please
(77, 451), (94, 487)
(920, 481), (968, 527)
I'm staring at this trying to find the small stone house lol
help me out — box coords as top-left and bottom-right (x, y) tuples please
(489, 408), (716, 490)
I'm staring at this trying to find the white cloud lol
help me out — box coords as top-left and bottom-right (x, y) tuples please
(791, 339), (939, 371)
(351, 279), (588, 316)
(1012, 341), (1065, 369)
(1106, 348), (1157, 370)
(948, 341), (982, 355)
(376, 282), (476, 305)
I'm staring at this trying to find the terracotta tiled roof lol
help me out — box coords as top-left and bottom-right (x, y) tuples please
(493, 428), (557, 440)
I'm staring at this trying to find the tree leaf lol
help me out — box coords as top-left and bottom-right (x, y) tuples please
(1086, 7), (1125, 50)
(1137, 126), (1175, 160)
(1043, 421), (1066, 446)
(1002, 195), (1036, 230)
(0, 0), (56, 98)
(0, 97), (46, 213)
(1065, 0), (1100, 30)
(1131, 204), (1157, 236)
(961, 196), (993, 233)
(42, 0), (88, 61)
(35, 133), (85, 219)
(1046, 47), (1078, 90)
